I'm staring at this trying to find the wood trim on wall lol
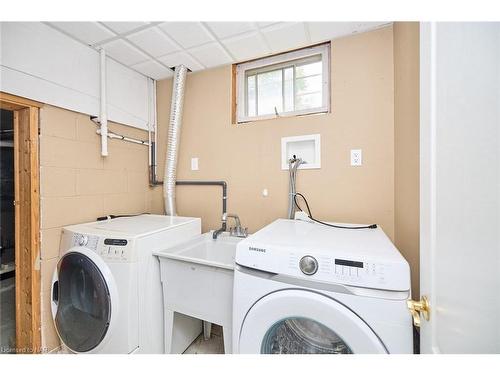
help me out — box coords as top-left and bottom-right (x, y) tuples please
(1, 92), (42, 354)
(0, 92), (43, 110)
(231, 64), (237, 124)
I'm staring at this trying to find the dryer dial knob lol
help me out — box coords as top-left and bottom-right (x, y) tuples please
(299, 255), (318, 276)
(78, 235), (88, 246)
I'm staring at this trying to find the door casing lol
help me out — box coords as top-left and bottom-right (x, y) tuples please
(0, 92), (42, 354)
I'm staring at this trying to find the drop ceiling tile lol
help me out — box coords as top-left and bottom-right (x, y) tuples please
(101, 22), (149, 35)
(221, 32), (270, 62)
(50, 22), (115, 45)
(205, 22), (256, 39)
(101, 39), (149, 66)
(127, 27), (179, 57)
(307, 22), (387, 43)
(157, 51), (204, 71)
(261, 22), (308, 53)
(257, 22), (281, 28)
(187, 42), (233, 68)
(131, 60), (173, 80)
(158, 22), (214, 49)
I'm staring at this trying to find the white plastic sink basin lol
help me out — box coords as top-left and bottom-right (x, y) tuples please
(155, 232), (243, 270)
(154, 232), (245, 353)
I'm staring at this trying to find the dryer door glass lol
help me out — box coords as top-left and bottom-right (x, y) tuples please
(261, 317), (352, 354)
(55, 252), (111, 352)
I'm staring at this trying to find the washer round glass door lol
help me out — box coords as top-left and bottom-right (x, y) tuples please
(239, 289), (387, 354)
(53, 251), (112, 352)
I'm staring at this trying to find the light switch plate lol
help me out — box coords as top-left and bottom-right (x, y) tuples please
(191, 157), (199, 171)
(351, 149), (362, 166)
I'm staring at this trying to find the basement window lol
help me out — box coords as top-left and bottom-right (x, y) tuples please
(235, 43), (330, 123)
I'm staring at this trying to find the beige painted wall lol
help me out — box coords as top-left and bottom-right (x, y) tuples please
(38, 105), (163, 352)
(157, 26), (396, 240)
(394, 22), (420, 297)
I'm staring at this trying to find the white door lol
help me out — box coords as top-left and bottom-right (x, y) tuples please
(238, 290), (387, 354)
(419, 22), (500, 353)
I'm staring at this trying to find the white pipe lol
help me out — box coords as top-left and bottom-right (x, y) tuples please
(100, 48), (108, 156)
(153, 79), (158, 148)
(96, 128), (150, 146)
(147, 78), (153, 167)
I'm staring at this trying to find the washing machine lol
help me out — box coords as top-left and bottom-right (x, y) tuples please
(51, 214), (203, 354)
(233, 219), (413, 354)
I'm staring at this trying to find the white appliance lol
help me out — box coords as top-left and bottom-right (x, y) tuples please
(233, 219), (413, 354)
(51, 214), (202, 354)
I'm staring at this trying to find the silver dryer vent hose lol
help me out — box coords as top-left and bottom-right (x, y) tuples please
(164, 65), (188, 216)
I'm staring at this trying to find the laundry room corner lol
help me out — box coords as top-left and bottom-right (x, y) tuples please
(38, 105), (165, 352)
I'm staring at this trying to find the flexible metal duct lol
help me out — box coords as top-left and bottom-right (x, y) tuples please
(164, 65), (188, 216)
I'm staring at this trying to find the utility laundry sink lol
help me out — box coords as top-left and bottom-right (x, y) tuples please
(154, 232), (244, 353)
(158, 232), (241, 270)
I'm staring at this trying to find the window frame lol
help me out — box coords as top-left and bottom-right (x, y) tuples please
(235, 43), (331, 124)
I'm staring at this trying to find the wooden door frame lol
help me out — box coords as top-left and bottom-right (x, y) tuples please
(0, 92), (42, 353)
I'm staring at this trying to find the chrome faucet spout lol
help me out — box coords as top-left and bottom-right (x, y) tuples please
(212, 228), (225, 240)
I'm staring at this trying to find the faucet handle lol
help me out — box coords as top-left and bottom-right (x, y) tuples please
(230, 226), (248, 238)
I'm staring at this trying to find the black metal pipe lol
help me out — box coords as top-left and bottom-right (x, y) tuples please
(149, 141), (163, 186)
(175, 180), (227, 231)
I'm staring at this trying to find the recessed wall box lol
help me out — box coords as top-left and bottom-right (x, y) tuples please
(281, 134), (321, 170)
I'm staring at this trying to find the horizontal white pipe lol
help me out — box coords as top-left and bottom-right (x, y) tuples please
(96, 128), (150, 146)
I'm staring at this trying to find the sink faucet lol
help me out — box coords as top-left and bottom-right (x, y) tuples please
(212, 213), (248, 239)
(227, 214), (248, 238)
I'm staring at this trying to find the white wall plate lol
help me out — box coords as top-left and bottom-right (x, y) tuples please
(281, 134), (321, 170)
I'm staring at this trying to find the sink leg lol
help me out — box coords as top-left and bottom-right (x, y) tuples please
(222, 325), (232, 354)
(203, 321), (212, 341)
(164, 309), (174, 353)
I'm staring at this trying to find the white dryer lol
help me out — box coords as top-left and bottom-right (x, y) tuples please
(51, 214), (202, 354)
(233, 219), (413, 354)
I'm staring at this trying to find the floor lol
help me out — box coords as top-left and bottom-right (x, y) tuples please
(183, 324), (225, 354)
(0, 276), (15, 353)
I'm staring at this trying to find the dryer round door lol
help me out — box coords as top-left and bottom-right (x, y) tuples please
(238, 289), (387, 354)
(51, 248), (118, 353)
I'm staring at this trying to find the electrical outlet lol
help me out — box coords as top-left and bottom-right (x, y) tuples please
(351, 149), (362, 166)
(191, 157), (199, 171)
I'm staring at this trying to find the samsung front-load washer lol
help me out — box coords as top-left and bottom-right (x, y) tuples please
(233, 219), (413, 354)
(51, 214), (202, 354)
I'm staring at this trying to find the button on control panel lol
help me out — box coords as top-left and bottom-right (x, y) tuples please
(99, 238), (132, 262)
(72, 233), (98, 251)
(299, 256), (318, 275)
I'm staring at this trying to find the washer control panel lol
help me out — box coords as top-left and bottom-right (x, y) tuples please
(71, 233), (133, 262)
(289, 252), (392, 288)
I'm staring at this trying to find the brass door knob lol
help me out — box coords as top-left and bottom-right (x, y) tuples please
(407, 296), (430, 327)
